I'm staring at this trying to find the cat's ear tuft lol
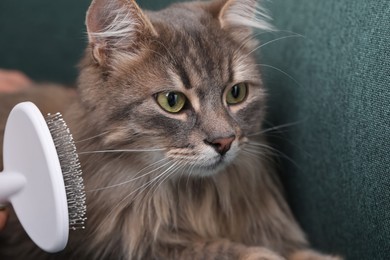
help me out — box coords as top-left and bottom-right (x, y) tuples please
(215, 0), (273, 41)
(219, 0), (273, 30)
(86, 0), (157, 65)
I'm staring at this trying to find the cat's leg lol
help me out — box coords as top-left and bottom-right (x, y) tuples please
(288, 249), (342, 260)
(157, 240), (286, 260)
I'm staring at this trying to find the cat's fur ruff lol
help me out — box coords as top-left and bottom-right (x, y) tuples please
(0, 0), (341, 259)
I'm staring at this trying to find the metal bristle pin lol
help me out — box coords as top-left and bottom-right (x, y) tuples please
(46, 113), (87, 230)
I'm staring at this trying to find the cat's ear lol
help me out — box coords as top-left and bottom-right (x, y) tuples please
(86, 0), (157, 65)
(211, 0), (273, 41)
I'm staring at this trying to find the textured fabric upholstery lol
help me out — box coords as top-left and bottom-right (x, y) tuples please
(0, 0), (90, 84)
(0, 0), (173, 84)
(262, 1), (390, 259)
(1, 1), (389, 259)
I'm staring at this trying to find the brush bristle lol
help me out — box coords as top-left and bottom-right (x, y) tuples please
(46, 113), (87, 230)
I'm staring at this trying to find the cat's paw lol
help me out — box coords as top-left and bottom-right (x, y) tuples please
(288, 249), (342, 260)
(240, 247), (286, 260)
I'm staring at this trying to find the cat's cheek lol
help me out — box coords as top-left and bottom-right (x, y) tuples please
(225, 141), (240, 162)
(236, 103), (265, 134)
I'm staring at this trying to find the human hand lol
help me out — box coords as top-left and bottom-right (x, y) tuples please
(0, 69), (32, 93)
(0, 206), (7, 231)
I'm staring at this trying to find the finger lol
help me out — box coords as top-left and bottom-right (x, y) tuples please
(0, 208), (8, 231)
(6, 70), (33, 87)
(0, 70), (32, 86)
(0, 69), (33, 93)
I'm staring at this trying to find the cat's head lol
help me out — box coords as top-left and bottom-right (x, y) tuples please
(78, 0), (272, 176)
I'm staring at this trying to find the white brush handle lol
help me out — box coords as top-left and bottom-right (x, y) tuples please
(0, 172), (26, 204)
(2, 102), (69, 253)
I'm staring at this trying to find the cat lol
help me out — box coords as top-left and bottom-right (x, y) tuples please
(0, 0), (342, 259)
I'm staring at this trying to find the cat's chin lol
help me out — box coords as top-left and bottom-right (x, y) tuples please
(188, 156), (234, 177)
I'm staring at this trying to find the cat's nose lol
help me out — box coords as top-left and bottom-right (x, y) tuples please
(204, 135), (236, 156)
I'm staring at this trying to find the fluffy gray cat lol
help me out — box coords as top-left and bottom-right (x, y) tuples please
(0, 0), (341, 259)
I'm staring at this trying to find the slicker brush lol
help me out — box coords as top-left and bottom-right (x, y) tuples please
(0, 102), (86, 252)
(46, 113), (86, 230)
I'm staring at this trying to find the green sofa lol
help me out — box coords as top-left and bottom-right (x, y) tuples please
(262, 1), (390, 259)
(1, 0), (389, 259)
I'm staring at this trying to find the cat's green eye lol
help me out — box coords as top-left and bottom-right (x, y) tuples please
(156, 91), (187, 113)
(226, 83), (248, 105)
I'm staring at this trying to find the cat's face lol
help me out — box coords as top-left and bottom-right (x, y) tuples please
(78, 0), (271, 176)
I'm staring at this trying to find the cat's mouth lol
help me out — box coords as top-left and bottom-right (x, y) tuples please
(189, 151), (237, 176)
(165, 142), (239, 177)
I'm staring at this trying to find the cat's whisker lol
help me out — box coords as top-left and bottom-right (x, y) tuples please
(86, 158), (170, 192)
(97, 160), (177, 231)
(244, 34), (305, 59)
(156, 159), (188, 186)
(234, 31), (274, 56)
(160, 162), (185, 186)
(246, 141), (282, 154)
(146, 162), (179, 193)
(78, 148), (166, 155)
(241, 147), (279, 167)
(185, 158), (199, 189)
(234, 30), (305, 57)
(257, 63), (303, 88)
(271, 30), (306, 38)
(241, 146), (272, 159)
(132, 161), (179, 202)
(245, 142), (301, 169)
(177, 159), (192, 184)
(74, 131), (111, 144)
(244, 149), (275, 163)
(147, 159), (188, 200)
(241, 149), (263, 164)
(249, 120), (304, 137)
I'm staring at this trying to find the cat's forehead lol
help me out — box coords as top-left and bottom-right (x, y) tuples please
(149, 3), (235, 50)
(148, 3), (211, 30)
(111, 2), (260, 99)
(147, 11), (241, 92)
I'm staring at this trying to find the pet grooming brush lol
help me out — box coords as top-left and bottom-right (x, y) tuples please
(0, 102), (86, 253)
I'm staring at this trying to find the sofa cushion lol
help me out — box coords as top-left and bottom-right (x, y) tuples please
(262, 1), (390, 259)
